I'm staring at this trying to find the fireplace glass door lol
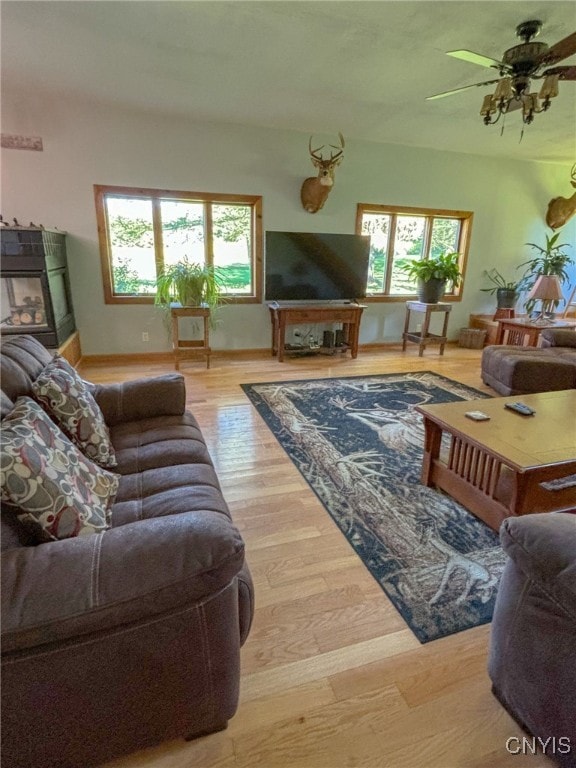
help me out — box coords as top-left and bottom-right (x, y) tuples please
(1, 274), (49, 331)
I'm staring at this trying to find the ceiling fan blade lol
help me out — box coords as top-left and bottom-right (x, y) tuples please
(426, 79), (501, 100)
(542, 65), (576, 81)
(446, 49), (507, 70)
(538, 32), (576, 66)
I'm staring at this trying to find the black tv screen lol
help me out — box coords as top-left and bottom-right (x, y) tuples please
(265, 231), (370, 302)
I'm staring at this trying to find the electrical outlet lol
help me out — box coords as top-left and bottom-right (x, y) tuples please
(294, 329), (301, 338)
(141, 332), (149, 342)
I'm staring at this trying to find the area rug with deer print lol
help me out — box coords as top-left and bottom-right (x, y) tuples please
(242, 371), (507, 643)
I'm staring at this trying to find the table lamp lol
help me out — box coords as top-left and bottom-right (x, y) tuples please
(527, 275), (564, 324)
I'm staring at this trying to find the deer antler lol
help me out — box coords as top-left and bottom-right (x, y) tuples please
(328, 132), (345, 158)
(309, 137), (326, 162)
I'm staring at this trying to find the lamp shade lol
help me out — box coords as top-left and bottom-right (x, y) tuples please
(527, 275), (564, 302)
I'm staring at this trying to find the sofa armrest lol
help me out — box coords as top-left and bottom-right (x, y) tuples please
(89, 373), (186, 425)
(500, 513), (576, 615)
(1, 511), (245, 654)
(540, 328), (576, 348)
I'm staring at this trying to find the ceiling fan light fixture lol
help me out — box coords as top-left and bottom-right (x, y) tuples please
(511, 75), (531, 98)
(539, 73), (560, 103)
(430, 21), (576, 132)
(480, 94), (497, 117)
(494, 77), (513, 101)
(522, 93), (540, 124)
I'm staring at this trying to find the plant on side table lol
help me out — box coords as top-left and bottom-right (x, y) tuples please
(401, 252), (462, 303)
(518, 232), (574, 316)
(480, 269), (520, 310)
(155, 258), (224, 310)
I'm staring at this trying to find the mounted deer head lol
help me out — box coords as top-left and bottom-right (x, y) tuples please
(300, 133), (345, 213)
(546, 163), (576, 230)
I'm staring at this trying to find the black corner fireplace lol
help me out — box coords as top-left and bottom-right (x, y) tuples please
(1, 226), (76, 348)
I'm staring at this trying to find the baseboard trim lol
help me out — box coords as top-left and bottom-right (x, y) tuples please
(81, 348), (272, 366)
(79, 341), (460, 367)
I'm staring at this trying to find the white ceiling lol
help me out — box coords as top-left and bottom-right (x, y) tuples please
(2, 1), (576, 164)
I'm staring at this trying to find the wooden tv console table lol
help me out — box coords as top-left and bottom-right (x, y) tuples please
(268, 303), (365, 362)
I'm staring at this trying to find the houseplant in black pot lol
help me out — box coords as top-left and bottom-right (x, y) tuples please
(480, 269), (520, 311)
(401, 252), (462, 303)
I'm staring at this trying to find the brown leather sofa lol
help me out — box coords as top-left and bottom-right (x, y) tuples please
(481, 328), (576, 396)
(1, 334), (254, 768)
(489, 513), (576, 768)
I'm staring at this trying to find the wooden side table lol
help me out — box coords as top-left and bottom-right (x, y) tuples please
(402, 301), (452, 357)
(170, 306), (211, 369)
(495, 318), (576, 347)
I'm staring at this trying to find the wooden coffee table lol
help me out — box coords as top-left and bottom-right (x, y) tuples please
(416, 390), (576, 531)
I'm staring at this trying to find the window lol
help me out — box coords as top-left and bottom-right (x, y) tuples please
(356, 204), (473, 300)
(94, 185), (263, 304)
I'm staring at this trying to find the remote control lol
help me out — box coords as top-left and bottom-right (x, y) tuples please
(465, 411), (490, 421)
(505, 402), (535, 416)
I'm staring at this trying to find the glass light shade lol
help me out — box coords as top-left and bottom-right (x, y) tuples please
(539, 74), (559, 100)
(494, 78), (513, 101)
(480, 94), (496, 116)
(522, 93), (540, 117)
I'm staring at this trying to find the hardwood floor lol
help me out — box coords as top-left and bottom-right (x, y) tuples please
(82, 345), (551, 768)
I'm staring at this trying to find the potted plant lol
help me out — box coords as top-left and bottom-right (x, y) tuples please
(154, 258), (223, 311)
(480, 269), (519, 310)
(400, 252), (462, 303)
(517, 232), (574, 315)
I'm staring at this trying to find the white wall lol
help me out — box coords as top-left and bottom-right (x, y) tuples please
(2, 90), (574, 355)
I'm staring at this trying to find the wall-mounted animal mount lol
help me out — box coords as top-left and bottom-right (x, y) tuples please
(546, 163), (576, 230)
(300, 133), (345, 213)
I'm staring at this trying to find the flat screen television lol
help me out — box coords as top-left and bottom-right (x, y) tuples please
(265, 231), (370, 302)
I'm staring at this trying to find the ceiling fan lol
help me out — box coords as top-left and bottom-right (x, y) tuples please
(427, 20), (576, 125)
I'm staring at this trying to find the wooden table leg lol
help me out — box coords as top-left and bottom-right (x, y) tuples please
(278, 316), (286, 362)
(420, 417), (443, 486)
(171, 312), (180, 370)
(346, 320), (360, 358)
(203, 314), (210, 369)
(270, 311), (278, 357)
(419, 307), (431, 357)
(439, 308), (450, 355)
(402, 307), (411, 351)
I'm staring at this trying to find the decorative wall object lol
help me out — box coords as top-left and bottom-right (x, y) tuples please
(1, 134), (43, 151)
(546, 163), (576, 229)
(300, 133), (344, 213)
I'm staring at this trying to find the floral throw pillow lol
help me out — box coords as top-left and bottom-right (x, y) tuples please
(1, 397), (119, 543)
(31, 355), (117, 468)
